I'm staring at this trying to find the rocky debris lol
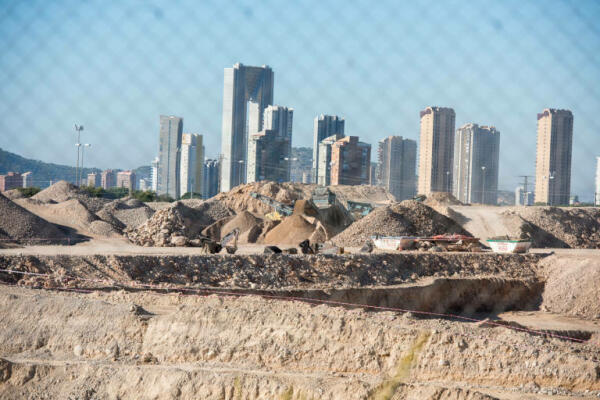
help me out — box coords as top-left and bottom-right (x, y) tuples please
(0, 192), (69, 243)
(263, 214), (327, 245)
(125, 201), (233, 247)
(32, 180), (109, 213)
(330, 200), (470, 247)
(88, 220), (121, 237)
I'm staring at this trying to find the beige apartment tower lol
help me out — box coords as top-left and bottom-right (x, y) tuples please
(417, 107), (456, 195)
(534, 109), (573, 205)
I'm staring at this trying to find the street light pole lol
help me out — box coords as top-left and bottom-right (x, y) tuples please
(74, 124), (84, 185)
(481, 166), (486, 204)
(81, 144), (91, 186)
(548, 171), (555, 206)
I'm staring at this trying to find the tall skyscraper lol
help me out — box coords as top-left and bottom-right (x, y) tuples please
(317, 133), (344, 186)
(534, 109), (574, 205)
(151, 157), (159, 192)
(313, 115), (345, 183)
(247, 105), (293, 183)
(453, 124), (500, 205)
(330, 136), (371, 186)
(596, 156), (600, 206)
(377, 136), (417, 201)
(158, 115), (183, 198)
(180, 133), (204, 197)
(202, 159), (220, 199)
(417, 107), (456, 195)
(220, 63), (274, 192)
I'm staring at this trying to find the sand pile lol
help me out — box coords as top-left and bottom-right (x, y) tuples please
(263, 214), (327, 245)
(516, 207), (600, 249)
(202, 211), (276, 244)
(330, 200), (470, 247)
(32, 180), (109, 212)
(424, 192), (463, 207)
(0, 192), (68, 243)
(126, 201), (233, 246)
(329, 184), (396, 205)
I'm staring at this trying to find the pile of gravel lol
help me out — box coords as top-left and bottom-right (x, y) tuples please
(96, 198), (155, 230)
(330, 200), (469, 247)
(0, 192), (68, 243)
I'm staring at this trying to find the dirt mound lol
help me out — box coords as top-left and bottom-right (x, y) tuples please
(541, 255), (600, 319)
(330, 200), (470, 247)
(516, 207), (600, 249)
(210, 181), (312, 215)
(424, 192), (463, 207)
(221, 211), (261, 237)
(32, 180), (109, 212)
(0, 192), (68, 243)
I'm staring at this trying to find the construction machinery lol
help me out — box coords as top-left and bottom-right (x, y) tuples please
(250, 192), (294, 216)
(311, 186), (336, 208)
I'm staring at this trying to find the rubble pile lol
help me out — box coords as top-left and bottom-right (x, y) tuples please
(125, 201), (233, 247)
(0, 192), (69, 243)
(330, 200), (469, 247)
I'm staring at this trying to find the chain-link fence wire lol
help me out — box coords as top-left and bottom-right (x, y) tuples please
(1, 0), (599, 201)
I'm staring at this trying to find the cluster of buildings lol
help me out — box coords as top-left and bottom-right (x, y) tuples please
(0, 171), (33, 192)
(2, 63), (590, 207)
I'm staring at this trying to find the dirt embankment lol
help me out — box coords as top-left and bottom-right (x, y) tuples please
(0, 286), (598, 399)
(0, 253), (543, 291)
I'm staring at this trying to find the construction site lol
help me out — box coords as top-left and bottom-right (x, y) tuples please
(0, 181), (599, 399)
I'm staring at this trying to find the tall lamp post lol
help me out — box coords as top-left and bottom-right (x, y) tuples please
(74, 124), (84, 185)
(446, 170), (450, 193)
(80, 144), (91, 186)
(481, 166), (486, 204)
(237, 159), (245, 187)
(548, 171), (555, 206)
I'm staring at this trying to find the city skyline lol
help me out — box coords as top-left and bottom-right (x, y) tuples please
(1, 1), (599, 200)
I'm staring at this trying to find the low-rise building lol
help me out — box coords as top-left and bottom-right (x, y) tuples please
(116, 171), (136, 191)
(0, 172), (22, 192)
(101, 170), (116, 190)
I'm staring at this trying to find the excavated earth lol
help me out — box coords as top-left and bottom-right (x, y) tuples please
(0, 251), (600, 399)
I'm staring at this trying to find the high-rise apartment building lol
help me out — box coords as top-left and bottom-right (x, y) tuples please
(101, 170), (116, 189)
(247, 105), (293, 184)
(158, 115), (183, 198)
(317, 133), (344, 186)
(330, 136), (371, 186)
(313, 115), (345, 183)
(220, 63), (274, 192)
(202, 159), (220, 199)
(151, 157), (159, 192)
(87, 173), (100, 187)
(417, 107), (456, 195)
(0, 172), (22, 192)
(180, 133), (204, 197)
(116, 171), (136, 191)
(21, 172), (32, 188)
(596, 156), (600, 206)
(453, 124), (500, 205)
(534, 109), (573, 205)
(377, 136), (417, 201)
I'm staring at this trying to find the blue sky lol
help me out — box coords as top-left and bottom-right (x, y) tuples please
(1, 0), (599, 200)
